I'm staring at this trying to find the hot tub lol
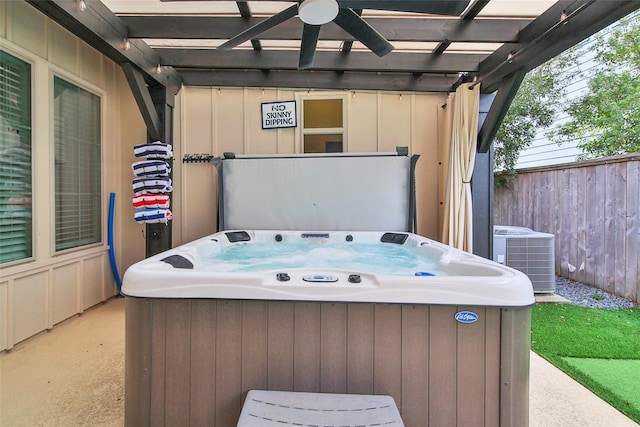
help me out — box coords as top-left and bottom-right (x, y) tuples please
(122, 230), (534, 427)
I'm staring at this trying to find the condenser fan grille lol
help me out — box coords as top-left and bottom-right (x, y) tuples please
(505, 237), (555, 291)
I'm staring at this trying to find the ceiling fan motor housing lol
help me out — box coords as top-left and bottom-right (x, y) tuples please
(299, 0), (340, 25)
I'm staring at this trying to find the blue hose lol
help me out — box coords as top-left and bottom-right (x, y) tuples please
(108, 192), (123, 292)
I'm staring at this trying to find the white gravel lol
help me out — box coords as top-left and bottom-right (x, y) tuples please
(554, 277), (637, 309)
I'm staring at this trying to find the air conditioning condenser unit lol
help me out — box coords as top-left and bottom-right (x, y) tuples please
(493, 226), (555, 293)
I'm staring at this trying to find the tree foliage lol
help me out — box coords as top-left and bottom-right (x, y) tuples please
(493, 53), (575, 186)
(552, 13), (640, 158)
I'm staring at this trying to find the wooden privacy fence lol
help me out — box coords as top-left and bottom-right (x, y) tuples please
(494, 154), (640, 303)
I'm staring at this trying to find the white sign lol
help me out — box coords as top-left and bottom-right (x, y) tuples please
(261, 101), (297, 129)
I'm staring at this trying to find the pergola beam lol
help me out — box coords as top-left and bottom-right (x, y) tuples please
(477, 0), (640, 93)
(121, 63), (163, 142)
(477, 70), (526, 152)
(236, 1), (262, 50)
(122, 16), (530, 43)
(25, 0), (182, 94)
(157, 49), (485, 74)
(179, 69), (458, 92)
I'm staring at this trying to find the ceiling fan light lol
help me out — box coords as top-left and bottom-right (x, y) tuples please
(299, 0), (339, 25)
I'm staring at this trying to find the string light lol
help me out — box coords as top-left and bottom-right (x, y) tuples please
(470, 1), (590, 91)
(78, 0), (87, 11)
(124, 39), (131, 51)
(156, 64), (162, 74)
(352, 91), (356, 99)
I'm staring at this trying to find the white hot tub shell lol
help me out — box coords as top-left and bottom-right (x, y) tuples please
(123, 230), (534, 427)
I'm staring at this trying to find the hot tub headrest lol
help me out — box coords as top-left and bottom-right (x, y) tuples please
(225, 231), (252, 243)
(381, 232), (408, 244)
(161, 254), (194, 269)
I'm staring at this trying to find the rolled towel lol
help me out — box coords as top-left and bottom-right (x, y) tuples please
(132, 177), (173, 195)
(132, 194), (171, 209)
(134, 208), (173, 224)
(134, 141), (173, 159)
(132, 160), (171, 177)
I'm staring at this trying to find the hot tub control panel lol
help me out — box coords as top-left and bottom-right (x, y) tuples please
(302, 275), (339, 283)
(270, 271), (377, 289)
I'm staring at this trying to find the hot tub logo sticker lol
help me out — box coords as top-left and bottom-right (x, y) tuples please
(455, 311), (478, 324)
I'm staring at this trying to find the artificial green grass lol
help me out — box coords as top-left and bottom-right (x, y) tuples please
(531, 304), (640, 423)
(562, 358), (640, 411)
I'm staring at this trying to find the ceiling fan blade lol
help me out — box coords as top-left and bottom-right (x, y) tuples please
(299, 24), (321, 70)
(218, 4), (298, 50)
(333, 9), (393, 57)
(338, 1), (470, 16)
(341, 8), (362, 53)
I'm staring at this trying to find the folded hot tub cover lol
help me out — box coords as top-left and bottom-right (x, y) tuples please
(132, 194), (171, 209)
(134, 208), (173, 224)
(134, 141), (173, 159)
(132, 160), (171, 177)
(132, 177), (173, 195)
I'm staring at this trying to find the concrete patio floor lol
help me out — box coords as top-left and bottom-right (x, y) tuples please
(0, 297), (637, 426)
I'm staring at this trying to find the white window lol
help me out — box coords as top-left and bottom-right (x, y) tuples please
(0, 50), (32, 264)
(300, 95), (346, 153)
(53, 76), (102, 251)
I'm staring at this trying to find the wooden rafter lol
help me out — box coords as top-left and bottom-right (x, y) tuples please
(179, 69), (458, 92)
(122, 16), (529, 43)
(25, 0), (182, 94)
(23, 0), (640, 98)
(236, 1), (262, 50)
(121, 64), (163, 142)
(157, 49), (485, 74)
(476, 0), (640, 93)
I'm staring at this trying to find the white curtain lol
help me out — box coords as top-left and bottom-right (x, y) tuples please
(442, 83), (480, 252)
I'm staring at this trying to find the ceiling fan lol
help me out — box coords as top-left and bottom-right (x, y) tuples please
(216, 0), (471, 70)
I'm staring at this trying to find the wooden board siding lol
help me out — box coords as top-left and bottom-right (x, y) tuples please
(494, 154), (640, 302)
(124, 298), (152, 427)
(125, 298), (530, 427)
(499, 307), (532, 427)
(346, 303), (374, 394)
(190, 300), (217, 425)
(293, 302), (321, 391)
(400, 305), (429, 425)
(0, 2), (135, 351)
(176, 87), (446, 245)
(626, 161), (640, 302)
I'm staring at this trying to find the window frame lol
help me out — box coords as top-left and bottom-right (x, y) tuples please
(295, 92), (349, 154)
(50, 70), (105, 255)
(0, 47), (35, 266)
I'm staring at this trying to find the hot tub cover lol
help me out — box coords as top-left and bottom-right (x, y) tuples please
(214, 152), (419, 232)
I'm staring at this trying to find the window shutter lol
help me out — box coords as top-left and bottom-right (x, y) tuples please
(54, 77), (101, 251)
(0, 51), (32, 264)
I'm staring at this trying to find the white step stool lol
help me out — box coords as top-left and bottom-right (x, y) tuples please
(237, 390), (404, 426)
